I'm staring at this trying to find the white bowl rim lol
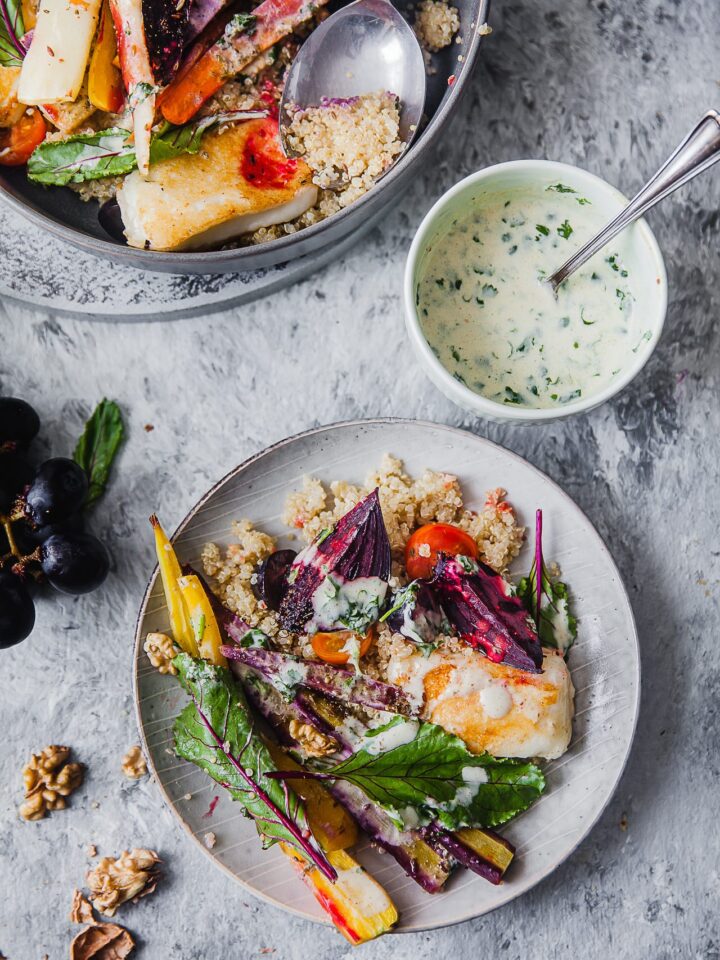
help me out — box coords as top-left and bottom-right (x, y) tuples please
(403, 159), (668, 422)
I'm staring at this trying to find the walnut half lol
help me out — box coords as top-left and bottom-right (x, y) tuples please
(86, 849), (160, 918)
(288, 719), (337, 758)
(143, 632), (178, 675)
(121, 746), (147, 780)
(19, 745), (84, 821)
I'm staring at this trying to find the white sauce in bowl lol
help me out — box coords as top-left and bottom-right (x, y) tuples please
(417, 182), (653, 409)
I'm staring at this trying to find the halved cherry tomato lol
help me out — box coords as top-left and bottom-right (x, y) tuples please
(0, 108), (47, 166)
(405, 523), (479, 580)
(312, 626), (376, 666)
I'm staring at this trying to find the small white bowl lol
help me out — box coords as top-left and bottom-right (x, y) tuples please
(403, 160), (668, 423)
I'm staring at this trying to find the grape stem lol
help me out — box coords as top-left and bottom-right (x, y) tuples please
(0, 514), (42, 580)
(1, 516), (19, 558)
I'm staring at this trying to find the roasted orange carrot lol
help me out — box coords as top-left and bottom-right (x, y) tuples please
(160, 0), (328, 125)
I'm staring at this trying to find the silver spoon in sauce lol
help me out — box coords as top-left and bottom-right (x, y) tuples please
(278, 0), (426, 172)
(546, 110), (720, 294)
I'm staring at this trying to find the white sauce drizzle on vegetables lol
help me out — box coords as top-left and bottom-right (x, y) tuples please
(308, 574), (388, 633)
(362, 719), (420, 756)
(389, 649), (515, 718)
(417, 183), (650, 409)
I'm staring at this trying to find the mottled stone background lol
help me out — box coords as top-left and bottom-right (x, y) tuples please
(1, 0), (719, 956)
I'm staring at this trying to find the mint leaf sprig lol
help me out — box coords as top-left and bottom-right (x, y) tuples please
(73, 399), (124, 507)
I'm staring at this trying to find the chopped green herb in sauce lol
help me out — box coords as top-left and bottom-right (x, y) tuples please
(417, 183), (643, 409)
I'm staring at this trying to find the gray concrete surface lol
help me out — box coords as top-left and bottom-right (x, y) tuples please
(1, 0), (719, 956)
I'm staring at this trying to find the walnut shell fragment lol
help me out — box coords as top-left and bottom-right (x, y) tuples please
(70, 923), (135, 960)
(70, 890), (135, 960)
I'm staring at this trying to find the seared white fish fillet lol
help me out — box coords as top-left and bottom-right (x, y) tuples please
(386, 646), (574, 761)
(117, 118), (318, 251)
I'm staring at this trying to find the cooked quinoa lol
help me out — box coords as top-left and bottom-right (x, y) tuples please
(202, 455), (525, 681)
(284, 92), (404, 207)
(66, 76), (402, 244)
(414, 0), (460, 52)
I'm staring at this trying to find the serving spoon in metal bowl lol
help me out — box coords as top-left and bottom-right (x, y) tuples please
(546, 109), (720, 294)
(278, 0), (426, 170)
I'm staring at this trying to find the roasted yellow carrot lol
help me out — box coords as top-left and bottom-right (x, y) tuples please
(281, 845), (398, 944)
(149, 515), (197, 656)
(266, 743), (358, 853)
(176, 573), (227, 667)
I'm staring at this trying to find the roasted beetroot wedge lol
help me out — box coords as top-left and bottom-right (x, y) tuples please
(254, 549), (297, 611)
(279, 489), (391, 633)
(142, 0), (190, 85)
(432, 554), (543, 673)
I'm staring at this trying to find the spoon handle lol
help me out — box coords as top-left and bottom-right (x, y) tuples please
(548, 109), (720, 290)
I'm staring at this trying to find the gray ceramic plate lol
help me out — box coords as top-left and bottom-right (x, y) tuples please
(133, 419), (640, 933)
(0, 0), (489, 274)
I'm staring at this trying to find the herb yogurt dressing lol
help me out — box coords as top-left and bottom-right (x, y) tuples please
(417, 182), (652, 409)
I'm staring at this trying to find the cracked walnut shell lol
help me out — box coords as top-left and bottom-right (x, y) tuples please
(143, 632), (177, 675)
(86, 849), (160, 917)
(121, 746), (147, 780)
(19, 745), (84, 821)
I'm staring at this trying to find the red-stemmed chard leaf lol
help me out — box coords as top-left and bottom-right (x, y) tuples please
(431, 554), (543, 673)
(535, 509), (543, 629)
(516, 510), (577, 655)
(172, 652), (336, 881)
(0, 0), (26, 67)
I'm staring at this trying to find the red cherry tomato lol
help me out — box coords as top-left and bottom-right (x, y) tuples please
(0, 108), (47, 166)
(405, 523), (479, 580)
(311, 626), (375, 666)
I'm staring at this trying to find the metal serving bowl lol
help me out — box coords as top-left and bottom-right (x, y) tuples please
(0, 0), (489, 274)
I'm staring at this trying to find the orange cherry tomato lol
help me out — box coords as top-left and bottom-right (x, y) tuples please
(405, 523), (479, 580)
(311, 626), (376, 666)
(0, 108), (47, 166)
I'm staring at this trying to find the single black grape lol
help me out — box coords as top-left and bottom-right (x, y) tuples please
(41, 532), (110, 595)
(0, 452), (33, 514)
(34, 513), (85, 545)
(0, 398), (40, 449)
(0, 568), (35, 647)
(25, 458), (88, 526)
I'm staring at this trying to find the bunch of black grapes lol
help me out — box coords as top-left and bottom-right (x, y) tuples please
(0, 398), (109, 648)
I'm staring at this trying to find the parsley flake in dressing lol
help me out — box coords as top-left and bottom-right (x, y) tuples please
(417, 183), (644, 409)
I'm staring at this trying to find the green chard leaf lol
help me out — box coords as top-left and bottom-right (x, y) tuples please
(172, 654), (334, 877)
(27, 111), (266, 186)
(309, 717), (544, 831)
(517, 564), (577, 654)
(73, 399), (124, 507)
(0, 0), (25, 68)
